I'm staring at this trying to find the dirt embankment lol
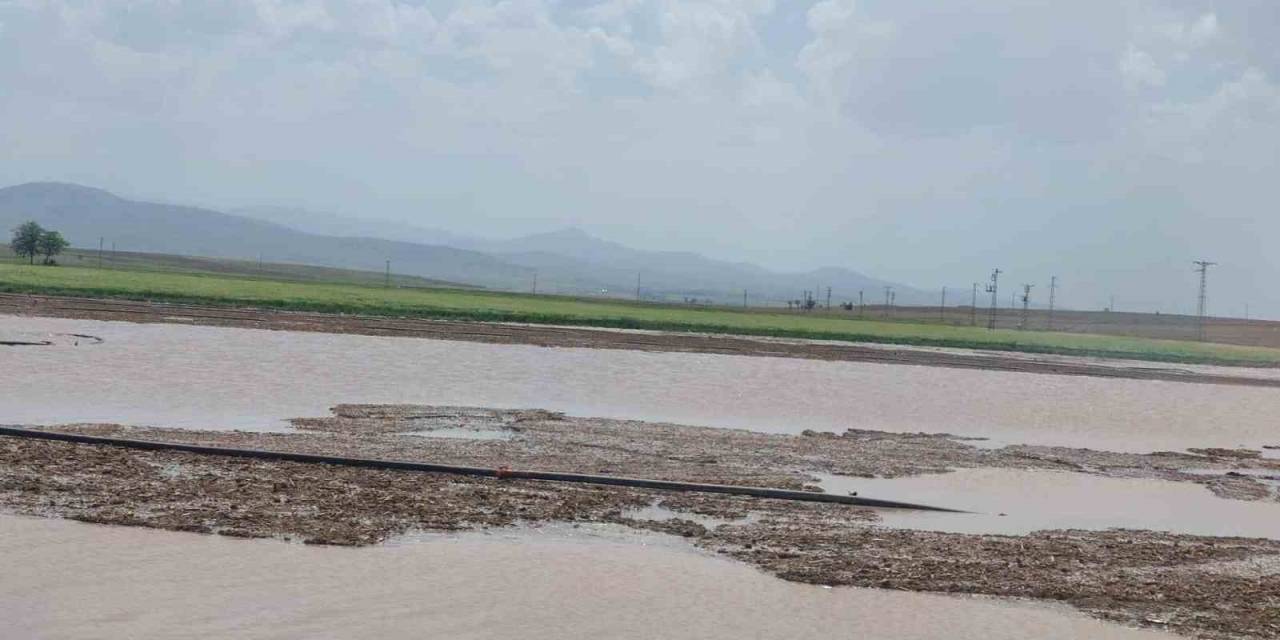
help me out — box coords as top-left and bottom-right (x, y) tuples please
(3, 406), (1279, 639)
(3, 292), (1279, 387)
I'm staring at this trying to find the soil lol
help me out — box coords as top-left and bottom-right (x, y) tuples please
(3, 292), (1279, 387)
(3, 405), (1279, 639)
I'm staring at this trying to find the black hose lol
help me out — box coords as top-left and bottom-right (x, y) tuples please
(0, 425), (965, 513)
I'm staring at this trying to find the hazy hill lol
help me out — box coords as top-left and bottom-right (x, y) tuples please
(0, 183), (529, 288)
(470, 228), (931, 305)
(1, 182), (929, 305)
(232, 204), (473, 248)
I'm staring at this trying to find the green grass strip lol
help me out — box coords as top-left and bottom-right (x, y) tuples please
(3, 263), (1278, 367)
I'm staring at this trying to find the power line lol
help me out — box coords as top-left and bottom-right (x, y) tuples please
(970, 282), (978, 327)
(1047, 276), (1058, 330)
(1019, 284), (1034, 330)
(985, 269), (1001, 330)
(1194, 260), (1216, 341)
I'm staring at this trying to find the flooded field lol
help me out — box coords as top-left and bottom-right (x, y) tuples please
(3, 315), (1279, 453)
(0, 515), (1171, 640)
(818, 469), (1280, 538)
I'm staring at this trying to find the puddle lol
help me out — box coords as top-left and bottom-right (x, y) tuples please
(398, 428), (514, 441)
(1182, 468), (1280, 478)
(1, 515), (1170, 640)
(620, 503), (760, 529)
(814, 469), (1280, 539)
(0, 330), (102, 347)
(3, 315), (1279, 452)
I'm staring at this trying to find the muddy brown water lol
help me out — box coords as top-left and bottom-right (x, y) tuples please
(3, 315), (1279, 453)
(0, 515), (1172, 640)
(818, 469), (1280, 538)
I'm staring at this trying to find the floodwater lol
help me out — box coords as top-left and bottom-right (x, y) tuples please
(621, 502), (762, 529)
(0, 515), (1171, 640)
(3, 315), (1279, 452)
(817, 469), (1280, 539)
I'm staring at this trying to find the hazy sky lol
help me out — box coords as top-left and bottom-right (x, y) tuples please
(2, 1), (1278, 315)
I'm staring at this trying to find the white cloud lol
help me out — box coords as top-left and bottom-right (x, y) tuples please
(1153, 67), (1280, 134)
(2, 1), (1280, 315)
(796, 0), (894, 106)
(630, 0), (775, 91)
(1152, 12), (1219, 48)
(1120, 46), (1167, 88)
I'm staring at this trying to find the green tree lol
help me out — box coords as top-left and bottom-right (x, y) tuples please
(37, 230), (70, 265)
(10, 221), (43, 265)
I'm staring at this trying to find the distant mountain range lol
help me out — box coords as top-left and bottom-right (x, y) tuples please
(2, 182), (930, 305)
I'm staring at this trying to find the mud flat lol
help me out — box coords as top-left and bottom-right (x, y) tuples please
(5, 314), (1280, 452)
(3, 406), (1279, 639)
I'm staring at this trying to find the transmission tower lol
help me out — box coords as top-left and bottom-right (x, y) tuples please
(1047, 276), (1058, 330)
(1018, 284), (1033, 330)
(1194, 260), (1216, 341)
(970, 282), (979, 326)
(883, 286), (893, 318)
(985, 269), (1001, 330)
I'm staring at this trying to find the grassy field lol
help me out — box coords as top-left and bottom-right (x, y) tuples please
(0, 244), (471, 289)
(4, 262), (1280, 366)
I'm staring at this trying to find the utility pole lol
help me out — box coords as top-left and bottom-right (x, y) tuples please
(970, 283), (978, 326)
(385, 260), (391, 288)
(635, 272), (642, 302)
(1019, 284), (1033, 330)
(883, 286), (893, 318)
(743, 289), (748, 309)
(939, 287), (947, 322)
(1047, 276), (1058, 330)
(97, 237), (104, 269)
(826, 286), (832, 310)
(985, 269), (1001, 330)
(858, 290), (864, 318)
(1194, 260), (1216, 341)
(532, 269), (538, 294)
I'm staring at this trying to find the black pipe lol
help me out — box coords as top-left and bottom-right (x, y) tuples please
(0, 425), (964, 512)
